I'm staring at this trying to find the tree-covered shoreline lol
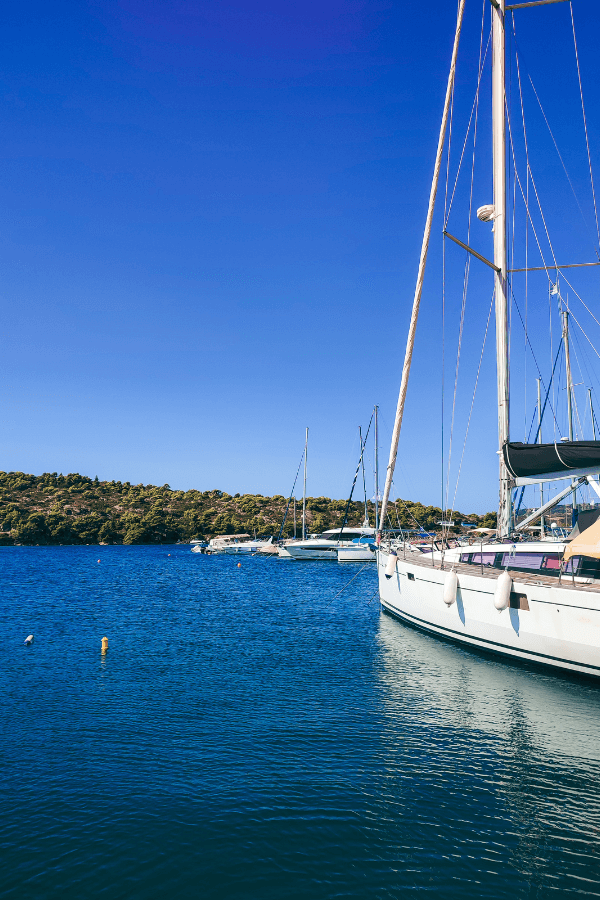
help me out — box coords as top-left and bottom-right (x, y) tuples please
(0, 471), (497, 545)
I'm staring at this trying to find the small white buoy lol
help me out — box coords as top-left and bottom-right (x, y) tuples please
(443, 570), (458, 606)
(494, 571), (512, 610)
(24, 634), (34, 646)
(384, 552), (398, 579)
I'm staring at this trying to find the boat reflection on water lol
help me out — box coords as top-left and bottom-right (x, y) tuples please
(376, 610), (600, 759)
(374, 611), (600, 886)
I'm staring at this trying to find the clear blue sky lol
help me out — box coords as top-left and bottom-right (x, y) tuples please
(1, 0), (599, 513)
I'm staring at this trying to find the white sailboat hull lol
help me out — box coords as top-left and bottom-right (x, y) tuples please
(378, 549), (600, 679)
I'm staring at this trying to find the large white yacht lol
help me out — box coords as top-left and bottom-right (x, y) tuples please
(376, 0), (600, 679)
(285, 526), (375, 560)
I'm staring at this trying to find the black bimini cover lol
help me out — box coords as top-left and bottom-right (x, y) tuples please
(503, 440), (600, 478)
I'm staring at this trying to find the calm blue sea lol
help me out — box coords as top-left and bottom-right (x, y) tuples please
(1, 545), (600, 898)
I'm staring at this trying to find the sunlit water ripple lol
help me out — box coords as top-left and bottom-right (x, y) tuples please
(1, 545), (600, 898)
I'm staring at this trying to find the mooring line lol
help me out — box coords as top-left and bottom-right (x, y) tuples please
(326, 562), (375, 607)
(367, 587), (380, 605)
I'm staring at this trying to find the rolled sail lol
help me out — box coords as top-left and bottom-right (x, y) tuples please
(503, 440), (600, 479)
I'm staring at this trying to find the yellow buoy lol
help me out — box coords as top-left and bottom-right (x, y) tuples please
(237, 562), (241, 568)
(101, 636), (109, 653)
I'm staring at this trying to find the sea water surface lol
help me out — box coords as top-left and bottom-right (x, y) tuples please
(1, 545), (600, 898)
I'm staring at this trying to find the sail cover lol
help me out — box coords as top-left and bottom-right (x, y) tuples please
(503, 440), (600, 479)
(564, 515), (600, 563)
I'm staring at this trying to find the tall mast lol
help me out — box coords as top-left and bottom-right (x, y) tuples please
(293, 496), (297, 538)
(537, 377), (545, 538)
(359, 426), (369, 526)
(493, 0), (511, 538)
(302, 427), (308, 540)
(562, 309), (576, 520)
(374, 405), (379, 532)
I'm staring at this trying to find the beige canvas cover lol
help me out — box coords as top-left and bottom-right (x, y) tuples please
(563, 516), (600, 563)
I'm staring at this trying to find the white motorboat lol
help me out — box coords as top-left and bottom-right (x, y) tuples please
(337, 536), (377, 562)
(285, 526), (376, 560)
(207, 534), (273, 555)
(376, 0), (600, 679)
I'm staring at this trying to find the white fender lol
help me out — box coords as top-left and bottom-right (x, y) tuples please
(384, 552), (398, 579)
(494, 570), (512, 610)
(443, 570), (458, 606)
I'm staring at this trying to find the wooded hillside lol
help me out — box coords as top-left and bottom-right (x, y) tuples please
(0, 471), (497, 545)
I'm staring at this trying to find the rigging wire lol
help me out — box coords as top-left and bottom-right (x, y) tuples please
(444, 27), (491, 225)
(510, 30), (600, 448)
(558, 268), (600, 334)
(510, 67), (559, 273)
(448, 293), (494, 521)
(563, 308), (586, 439)
(511, 12), (600, 262)
(514, 342), (566, 520)
(511, 36), (560, 414)
(505, 98), (570, 439)
(441, 1), (461, 528)
(442, 0), (487, 544)
(513, 405), (542, 521)
(507, 279), (562, 432)
(570, 1), (600, 255)
(338, 411), (374, 539)
(506, 109), (553, 278)
(509, 14), (532, 441)
(276, 448), (306, 541)
(569, 327), (600, 424)
(563, 304), (600, 365)
(394, 495), (432, 537)
(526, 73), (600, 261)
